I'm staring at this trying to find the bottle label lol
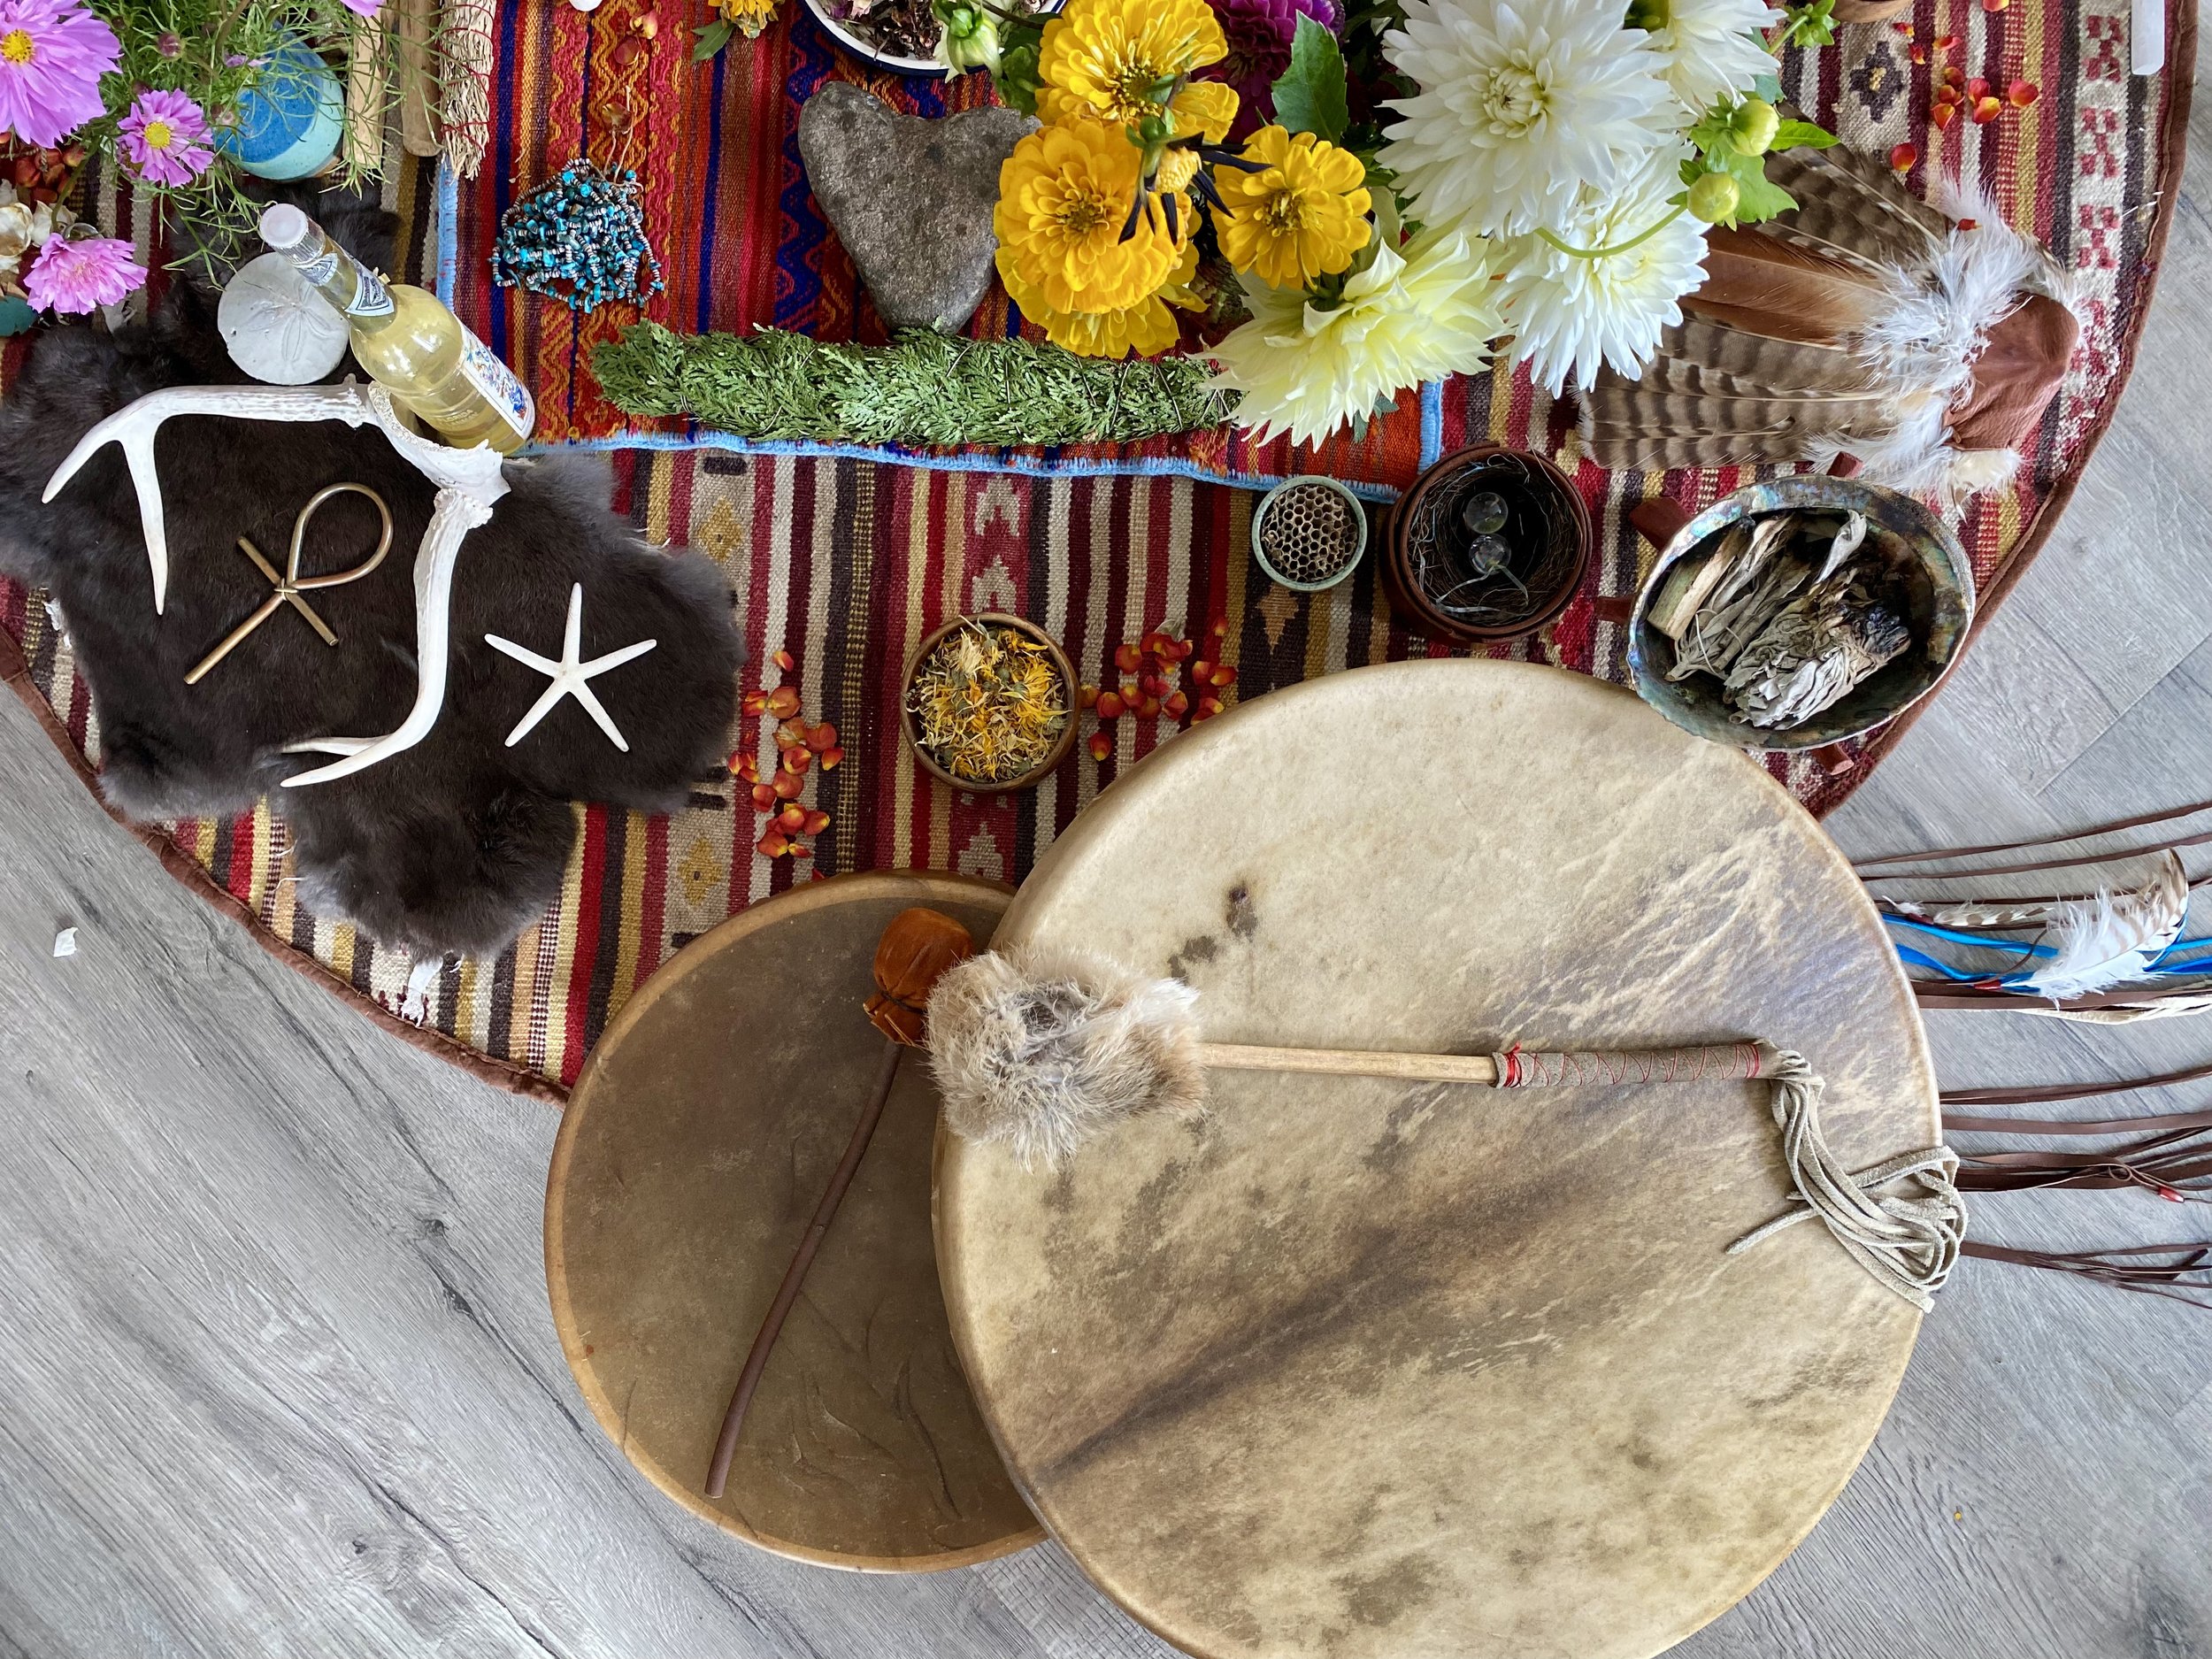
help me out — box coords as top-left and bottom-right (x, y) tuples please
(457, 326), (536, 443)
(346, 263), (396, 320)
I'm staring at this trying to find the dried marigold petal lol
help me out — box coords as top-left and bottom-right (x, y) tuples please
(802, 809), (831, 834)
(1909, 44), (1926, 63)
(1139, 671), (1168, 697)
(765, 686), (802, 718)
(1198, 695), (1224, 718)
(772, 649), (797, 672)
(1164, 688), (1189, 718)
(1079, 682), (1100, 709)
(2008, 78), (2038, 105)
(1889, 142), (1918, 171)
(1210, 618), (1229, 637)
(1191, 660), (1215, 684)
(727, 749), (757, 780)
(1208, 664), (1238, 687)
(1971, 95), (2001, 122)
(1087, 731), (1112, 761)
(1979, 0), (2005, 12)
(777, 802), (807, 831)
(805, 721), (839, 752)
(741, 689), (769, 716)
(1140, 630), (1174, 657)
(1943, 63), (1965, 84)
(1113, 642), (1143, 673)
(783, 747), (812, 774)
(750, 783), (778, 811)
(1934, 31), (1958, 47)
(757, 827), (792, 857)
(1965, 76), (1990, 99)
(1891, 18), (1911, 31)
(775, 718), (809, 750)
(1931, 101), (1959, 128)
(772, 768), (804, 800)
(818, 746), (845, 771)
(1137, 695), (1161, 718)
(1095, 691), (1125, 719)
(1955, 215), (1978, 229)
(790, 839), (813, 858)
(1119, 682), (1141, 704)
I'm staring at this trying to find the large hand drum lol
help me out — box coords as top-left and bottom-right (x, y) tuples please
(934, 660), (1938, 1658)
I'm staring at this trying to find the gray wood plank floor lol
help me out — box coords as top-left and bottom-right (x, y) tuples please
(6, 58), (2212, 1659)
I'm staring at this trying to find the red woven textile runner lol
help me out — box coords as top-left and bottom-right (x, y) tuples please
(0, 0), (2192, 1098)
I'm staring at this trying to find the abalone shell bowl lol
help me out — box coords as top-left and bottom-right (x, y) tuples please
(1626, 474), (1975, 754)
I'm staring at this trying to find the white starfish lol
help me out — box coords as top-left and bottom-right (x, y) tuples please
(484, 583), (657, 752)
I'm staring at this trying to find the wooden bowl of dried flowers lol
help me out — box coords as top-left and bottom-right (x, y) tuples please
(901, 613), (1078, 794)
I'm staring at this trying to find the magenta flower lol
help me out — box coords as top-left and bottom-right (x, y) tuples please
(1203, 0), (1340, 139)
(340, 0), (383, 15)
(0, 0), (121, 150)
(23, 234), (145, 313)
(118, 87), (214, 185)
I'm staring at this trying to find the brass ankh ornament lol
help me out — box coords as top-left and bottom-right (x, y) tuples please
(185, 483), (395, 686)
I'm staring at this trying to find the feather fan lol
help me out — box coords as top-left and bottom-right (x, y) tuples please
(1579, 143), (2071, 503)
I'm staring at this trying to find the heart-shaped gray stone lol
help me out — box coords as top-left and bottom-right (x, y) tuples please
(797, 81), (1037, 334)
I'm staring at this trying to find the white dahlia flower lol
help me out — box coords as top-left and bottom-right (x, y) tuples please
(1497, 150), (1710, 396)
(1378, 0), (1678, 238)
(1210, 227), (1502, 449)
(1642, 0), (1786, 114)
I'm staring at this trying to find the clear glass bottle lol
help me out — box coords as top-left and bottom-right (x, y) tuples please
(259, 204), (535, 454)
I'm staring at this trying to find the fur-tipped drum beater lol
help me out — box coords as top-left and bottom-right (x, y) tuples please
(933, 658), (1947, 1659)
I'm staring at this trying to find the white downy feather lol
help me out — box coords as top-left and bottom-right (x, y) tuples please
(1831, 185), (2072, 505)
(2004, 854), (2189, 1001)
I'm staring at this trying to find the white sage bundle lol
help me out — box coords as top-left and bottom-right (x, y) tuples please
(1724, 574), (1910, 729)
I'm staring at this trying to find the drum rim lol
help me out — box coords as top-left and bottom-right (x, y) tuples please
(934, 657), (1936, 1650)
(548, 868), (1046, 1572)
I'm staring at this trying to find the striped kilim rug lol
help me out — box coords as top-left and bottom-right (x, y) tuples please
(0, 0), (2193, 1098)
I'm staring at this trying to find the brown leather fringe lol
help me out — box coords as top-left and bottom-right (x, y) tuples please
(1962, 1240), (2212, 1310)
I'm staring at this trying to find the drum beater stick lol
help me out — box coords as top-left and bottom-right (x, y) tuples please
(702, 907), (977, 1500)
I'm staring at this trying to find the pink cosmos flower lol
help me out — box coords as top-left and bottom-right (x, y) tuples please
(23, 233), (145, 313)
(118, 87), (214, 186)
(0, 0), (121, 150)
(340, 0), (383, 15)
(1203, 0), (1340, 139)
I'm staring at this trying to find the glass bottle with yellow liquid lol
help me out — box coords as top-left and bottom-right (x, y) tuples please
(259, 204), (535, 455)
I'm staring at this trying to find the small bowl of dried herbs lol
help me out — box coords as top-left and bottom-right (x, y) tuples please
(803, 0), (950, 74)
(902, 614), (1077, 793)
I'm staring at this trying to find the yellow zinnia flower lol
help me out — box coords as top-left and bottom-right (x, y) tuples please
(1215, 126), (1373, 289)
(1003, 241), (1205, 358)
(713, 0), (780, 38)
(1036, 0), (1226, 128)
(1168, 80), (1239, 144)
(994, 119), (1187, 315)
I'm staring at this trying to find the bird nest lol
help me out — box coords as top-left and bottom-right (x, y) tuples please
(1402, 451), (1582, 633)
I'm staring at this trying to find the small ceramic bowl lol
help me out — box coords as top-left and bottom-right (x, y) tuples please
(1625, 474), (1974, 753)
(1251, 476), (1369, 593)
(900, 612), (1079, 794)
(801, 0), (949, 77)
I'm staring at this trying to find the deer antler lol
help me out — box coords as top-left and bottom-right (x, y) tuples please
(42, 380), (513, 787)
(42, 382), (381, 614)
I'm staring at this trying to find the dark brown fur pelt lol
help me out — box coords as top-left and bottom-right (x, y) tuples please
(0, 188), (742, 959)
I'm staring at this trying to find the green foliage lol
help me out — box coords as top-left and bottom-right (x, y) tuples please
(693, 18), (735, 59)
(592, 323), (1240, 447)
(1770, 119), (1839, 150)
(1776, 0), (1836, 48)
(1271, 17), (1350, 143)
(1678, 95), (1833, 227)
